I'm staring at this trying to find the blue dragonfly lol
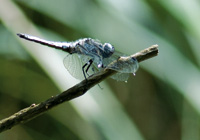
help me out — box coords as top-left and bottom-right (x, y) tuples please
(17, 33), (139, 81)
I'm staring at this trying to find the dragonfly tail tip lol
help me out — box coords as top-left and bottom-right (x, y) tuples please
(17, 33), (25, 38)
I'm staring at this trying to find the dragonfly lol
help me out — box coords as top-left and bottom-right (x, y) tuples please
(17, 33), (139, 81)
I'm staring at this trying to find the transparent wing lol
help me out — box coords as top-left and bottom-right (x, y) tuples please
(103, 51), (126, 67)
(111, 72), (130, 81)
(63, 54), (99, 80)
(104, 51), (139, 73)
(103, 51), (139, 81)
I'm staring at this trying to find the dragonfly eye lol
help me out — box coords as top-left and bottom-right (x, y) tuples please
(103, 43), (115, 58)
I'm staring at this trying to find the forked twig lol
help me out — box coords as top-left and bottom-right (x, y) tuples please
(0, 45), (158, 133)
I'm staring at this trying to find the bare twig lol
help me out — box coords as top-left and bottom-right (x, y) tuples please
(0, 45), (158, 133)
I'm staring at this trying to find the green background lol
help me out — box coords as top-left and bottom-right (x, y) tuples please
(0, 0), (200, 140)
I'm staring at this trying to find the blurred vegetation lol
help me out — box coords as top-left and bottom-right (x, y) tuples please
(0, 0), (200, 140)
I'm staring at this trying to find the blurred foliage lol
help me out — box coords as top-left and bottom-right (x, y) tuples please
(0, 0), (200, 140)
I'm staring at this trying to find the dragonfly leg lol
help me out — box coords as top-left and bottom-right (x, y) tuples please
(85, 59), (94, 76)
(82, 59), (93, 80)
(85, 59), (103, 90)
(82, 63), (88, 80)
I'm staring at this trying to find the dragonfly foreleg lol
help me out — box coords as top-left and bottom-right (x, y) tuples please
(82, 59), (94, 80)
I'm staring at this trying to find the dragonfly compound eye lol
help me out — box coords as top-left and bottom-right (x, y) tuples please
(103, 43), (115, 58)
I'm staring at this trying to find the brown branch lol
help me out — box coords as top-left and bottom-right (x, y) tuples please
(0, 45), (158, 133)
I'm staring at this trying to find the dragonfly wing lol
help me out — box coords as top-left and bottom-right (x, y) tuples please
(111, 73), (130, 81)
(105, 51), (139, 74)
(63, 54), (99, 80)
(103, 51), (127, 66)
(103, 51), (139, 81)
(63, 54), (85, 80)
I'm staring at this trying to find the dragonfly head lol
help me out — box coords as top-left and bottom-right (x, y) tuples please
(103, 43), (115, 58)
